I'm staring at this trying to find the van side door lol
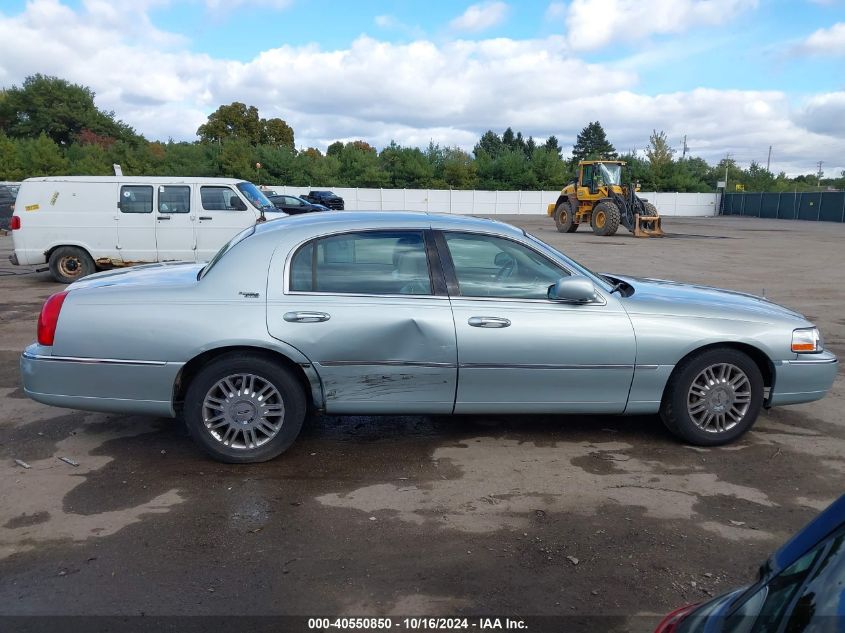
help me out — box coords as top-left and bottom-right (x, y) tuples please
(195, 185), (257, 261)
(116, 184), (157, 263)
(154, 184), (196, 262)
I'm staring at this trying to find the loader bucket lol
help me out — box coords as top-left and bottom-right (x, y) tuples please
(633, 213), (665, 238)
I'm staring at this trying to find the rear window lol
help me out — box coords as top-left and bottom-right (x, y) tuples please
(120, 185), (153, 213)
(199, 225), (256, 279)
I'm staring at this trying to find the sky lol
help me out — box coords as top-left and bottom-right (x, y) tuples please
(0, 0), (844, 176)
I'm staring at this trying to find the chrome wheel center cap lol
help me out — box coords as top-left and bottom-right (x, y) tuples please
(231, 400), (257, 424)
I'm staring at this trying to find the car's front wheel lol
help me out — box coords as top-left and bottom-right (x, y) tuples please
(183, 353), (306, 463)
(660, 348), (764, 446)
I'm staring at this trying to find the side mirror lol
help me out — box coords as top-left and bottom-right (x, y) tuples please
(230, 195), (247, 211)
(548, 276), (597, 303)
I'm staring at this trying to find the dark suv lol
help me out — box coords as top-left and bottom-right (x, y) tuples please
(302, 190), (344, 210)
(0, 185), (18, 230)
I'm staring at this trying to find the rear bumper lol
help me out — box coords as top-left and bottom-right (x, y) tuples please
(769, 351), (838, 407)
(20, 344), (182, 417)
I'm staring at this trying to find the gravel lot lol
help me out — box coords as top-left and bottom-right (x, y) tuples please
(0, 215), (842, 631)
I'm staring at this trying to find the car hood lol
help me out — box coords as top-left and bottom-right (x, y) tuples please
(68, 261), (205, 291)
(609, 274), (809, 324)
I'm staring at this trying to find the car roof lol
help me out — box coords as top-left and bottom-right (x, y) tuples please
(251, 211), (523, 239)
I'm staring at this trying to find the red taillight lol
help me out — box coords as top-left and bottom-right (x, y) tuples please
(37, 291), (69, 346)
(10, 216), (20, 230)
(654, 603), (699, 633)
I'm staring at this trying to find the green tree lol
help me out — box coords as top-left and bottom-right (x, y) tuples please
(543, 135), (562, 158)
(645, 129), (675, 191)
(0, 132), (24, 180)
(473, 130), (504, 159)
(18, 133), (68, 175)
(441, 147), (477, 189)
(261, 117), (295, 149)
(197, 102), (264, 145)
(571, 121), (616, 162)
(0, 74), (138, 145)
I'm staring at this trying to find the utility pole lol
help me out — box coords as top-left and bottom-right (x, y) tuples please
(816, 161), (824, 188)
(766, 145), (772, 172)
(725, 152), (732, 191)
(681, 135), (688, 159)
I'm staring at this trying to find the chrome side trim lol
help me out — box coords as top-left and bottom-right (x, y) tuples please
(459, 363), (634, 370)
(635, 365), (660, 370)
(318, 360), (457, 368)
(22, 351), (167, 367)
(777, 358), (838, 366)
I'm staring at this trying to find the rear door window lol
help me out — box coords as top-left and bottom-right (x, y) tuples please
(290, 231), (431, 296)
(157, 185), (190, 213)
(120, 185), (153, 213)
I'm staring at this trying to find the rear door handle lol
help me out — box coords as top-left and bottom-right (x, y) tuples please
(199, 216), (213, 220)
(468, 316), (511, 328)
(157, 216), (170, 220)
(283, 311), (331, 323)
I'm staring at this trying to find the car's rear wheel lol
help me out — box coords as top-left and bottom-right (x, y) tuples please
(183, 353), (306, 463)
(660, 348), (763, 446)
(49, 246), (95, 284)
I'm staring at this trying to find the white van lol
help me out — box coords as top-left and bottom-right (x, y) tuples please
(9, 176), (285, 283)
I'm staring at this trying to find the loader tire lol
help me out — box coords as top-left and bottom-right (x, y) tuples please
(591, 201), (620, 236)
(642, 202), (658, 217)
(554, 201), (579, 233)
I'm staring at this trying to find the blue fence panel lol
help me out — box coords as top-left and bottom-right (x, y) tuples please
(743, 193), (762, 217)
(819, 192), (845, 223)
(778, 193), (798, 220)
(798, 192), (822, 221)
(760, 193), (779, 219)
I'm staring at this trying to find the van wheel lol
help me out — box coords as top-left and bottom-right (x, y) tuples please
(49, 246), (95, 284)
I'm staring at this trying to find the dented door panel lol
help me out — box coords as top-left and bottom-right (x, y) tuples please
(267, 294), (457, 413)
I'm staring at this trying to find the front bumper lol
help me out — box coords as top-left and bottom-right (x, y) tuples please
(769, 350), (839, 407)
(20, 344), (182, 417)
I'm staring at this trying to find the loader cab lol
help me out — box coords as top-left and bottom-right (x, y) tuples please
(579, 161), (623, 195)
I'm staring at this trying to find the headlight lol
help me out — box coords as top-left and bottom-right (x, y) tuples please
(792, 327), (823, 353)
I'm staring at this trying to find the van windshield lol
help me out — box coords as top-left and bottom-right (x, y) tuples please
(237, 182), (275, 213)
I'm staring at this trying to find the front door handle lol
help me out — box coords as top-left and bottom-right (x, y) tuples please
(284, 311), (331, 323)
(199, 216), (213, 220)
(468, 316), (511, 328)
(157, 216), (171, 220)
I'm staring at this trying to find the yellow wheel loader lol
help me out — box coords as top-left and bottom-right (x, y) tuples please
(547, 160), (664, 237)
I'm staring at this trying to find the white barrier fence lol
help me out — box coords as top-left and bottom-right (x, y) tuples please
(267, 186), (720, 217)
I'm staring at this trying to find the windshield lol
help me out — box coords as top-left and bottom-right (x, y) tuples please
(522, 231), (612, 291)
(198, 225), (256, 279)
(596, 163), (622, 186)
(237, 182), (275, 212)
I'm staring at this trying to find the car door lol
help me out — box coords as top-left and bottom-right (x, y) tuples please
(116, 184), (157, 263)
(282, 196), (307, 214)
(195, 185), (257, 261)
(266, 229), (457, 414)
(436, 230), (636, 414)
(154, 184), (196, 261)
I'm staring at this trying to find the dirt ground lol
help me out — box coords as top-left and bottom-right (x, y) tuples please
(0, 215), (842, 631)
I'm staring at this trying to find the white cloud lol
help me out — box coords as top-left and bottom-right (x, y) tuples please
(0, 0), (842, 175)
(205, 0), (293, 11)
(544, 2), (567, 20)
(794, 22), (845, 56)
(449, 1), (509, 32)
(563, 0), (759, 51)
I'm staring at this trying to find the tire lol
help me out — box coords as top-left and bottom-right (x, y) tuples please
(591, 201), (620, 236)
(554, 201), (579, 233)
(48, 246), (96, 284)
(642, 202), (658, 217)
(183, 353), (307, 463)
(660, 348), (764, 446)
